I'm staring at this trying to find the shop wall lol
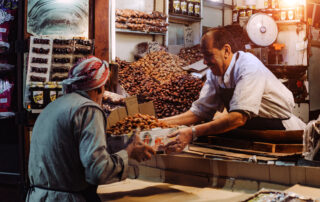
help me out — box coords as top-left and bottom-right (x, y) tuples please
(202, 6), (232, 29)
(309, 47), (320, 111)
(277, 25), (308, 66)
(190, 22), (201, 44)
(115, 0), (164, 61)
(224, 8), (232, 26)
(116, 34), (162, 61)
(116, 0), (153, 12)
(203, 6), (223, 28)
(168, 23), (185, 45)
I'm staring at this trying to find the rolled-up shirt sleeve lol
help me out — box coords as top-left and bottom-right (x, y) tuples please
(190, 70), (223, 121)
(229, 66), (266, 116)
(74, 106), (128, 185)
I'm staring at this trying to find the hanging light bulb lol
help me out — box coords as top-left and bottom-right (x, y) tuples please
(55, 0), (76, 4)
(280, 0), (297, 8)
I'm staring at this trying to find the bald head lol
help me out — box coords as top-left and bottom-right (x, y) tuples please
(200, 28), (235, 76)
(201, 28), (238, 53)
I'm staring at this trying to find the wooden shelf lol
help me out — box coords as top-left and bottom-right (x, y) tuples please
(169, 13), (202, 25)
(0, 64), (15, 73)
(311, 40), (320, 47)
(0, 172), (20, 184)
(203, 1), (232, 9)
(266, 65), (307, 79)
(115, 28), (166, 36)
(266, 64), (307, 67)
(0, 112), (15, 120)
(308, 0), (320, 4)
(207, 136), (302, 153)
(29, 109), (42, 114)
(276, 20), (303, 24)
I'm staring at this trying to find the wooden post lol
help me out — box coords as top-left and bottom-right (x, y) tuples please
(94, 0), (110, 61)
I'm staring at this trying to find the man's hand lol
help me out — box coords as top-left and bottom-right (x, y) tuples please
(126, 135), (155, 162)
(164, 127), (193, 154)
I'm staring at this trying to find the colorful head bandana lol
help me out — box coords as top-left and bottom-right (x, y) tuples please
(62, 56), (110, 94)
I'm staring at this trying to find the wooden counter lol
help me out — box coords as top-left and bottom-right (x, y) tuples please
(97, 179), (252, 202)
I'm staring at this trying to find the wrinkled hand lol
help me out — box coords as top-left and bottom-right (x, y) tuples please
(164, 127), (193, 154)
(126, 135), (155, 162)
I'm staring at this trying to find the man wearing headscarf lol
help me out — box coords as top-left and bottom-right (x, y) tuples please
(26, 56), (155, 202)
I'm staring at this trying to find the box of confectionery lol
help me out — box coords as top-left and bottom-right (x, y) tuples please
(106, 118), (186, 154)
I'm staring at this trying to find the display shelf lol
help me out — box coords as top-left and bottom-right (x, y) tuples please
(267, 65), (308, 74)
(308, 0), (320, 3)
(28, 109), (42, 114)
(266, 64), (308, 68)
(0, 68), (15, 73)
(266, 65), (307, 79)
(0, 69), (15, 74)
(0, 63), (15, 72)
(311, 40), (320, 47)
(116, 28), (166, 35)
(276, 20), (303, 24)
(112, 0), (169, 61)
(169, 13), (202, 24)
(0, 172), (20, 184)
(0, 112), (15, 120)
(203, 0), (232, 9)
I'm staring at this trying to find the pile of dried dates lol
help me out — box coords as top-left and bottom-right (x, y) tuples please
(118, 51), (203, 118)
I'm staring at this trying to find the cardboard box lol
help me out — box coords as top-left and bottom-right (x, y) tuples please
(286, 184), (320, 199)
(106, 96), (156, 129)
(106, 95), (183, 153)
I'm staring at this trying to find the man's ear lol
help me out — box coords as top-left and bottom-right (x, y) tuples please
(224, 44), (232, 59)
(96, 86), (103, 94)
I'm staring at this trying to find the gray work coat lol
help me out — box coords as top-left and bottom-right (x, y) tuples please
(26, 91), (128, 202)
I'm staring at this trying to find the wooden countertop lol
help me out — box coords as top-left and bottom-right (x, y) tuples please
(97, 179), (252, 202)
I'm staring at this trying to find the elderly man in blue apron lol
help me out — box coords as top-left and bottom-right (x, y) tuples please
(164, 27), (306, 153)
(26, 56), (155, 202)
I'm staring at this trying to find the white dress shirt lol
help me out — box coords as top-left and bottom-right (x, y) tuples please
(190, 51), (305, 130)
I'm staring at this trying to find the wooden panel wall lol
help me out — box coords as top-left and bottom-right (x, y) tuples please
(94, 0), (110, 61)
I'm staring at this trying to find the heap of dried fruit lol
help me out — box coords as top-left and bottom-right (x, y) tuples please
(152, 75), (203, 117)
(117, 51), (203, 118)
(132, 51), (188, 84)
(106, 114), (173, 136)
(178, 45), (203, 66)
(116, 9), (168, 33)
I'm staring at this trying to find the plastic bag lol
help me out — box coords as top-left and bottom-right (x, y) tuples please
(0, 79), (13, 112)
(133, 41), (166, 60)
(0, 8), (16, 53)
(303, 115), (320, 161)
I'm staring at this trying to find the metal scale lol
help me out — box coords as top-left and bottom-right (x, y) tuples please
(246, 13), (282, 64)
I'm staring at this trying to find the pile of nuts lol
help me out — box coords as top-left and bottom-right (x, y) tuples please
(178, 45), (203, 66)
(117, 51), (203, 118)
(106, 114), (172, 136)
